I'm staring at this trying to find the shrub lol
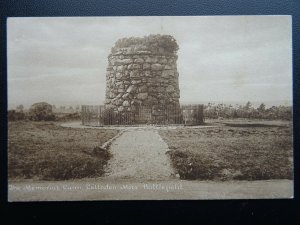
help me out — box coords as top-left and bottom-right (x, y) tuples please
(35, 153), (108, 180)
(92, 146), (111, 159)
(168, 151), (222, 180)
(29, 102), (55, 121)
(8, 147), (112, 181)
(8, 110), (25, 121)
(204, 102), (292, 120)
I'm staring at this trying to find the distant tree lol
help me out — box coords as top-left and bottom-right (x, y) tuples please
(75, 105), (80, 112)
(29, 102), (55, 121)
(8, 110), (15, 121)
(244, 101), (252, 110)
(16, 104), (24, 112)
(203, 101), (292, 120)
(8, 110), (25, 121)
(258, 103), (266, 112)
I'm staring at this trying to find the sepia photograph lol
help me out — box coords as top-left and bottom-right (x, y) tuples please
(7, 16), (293, 201)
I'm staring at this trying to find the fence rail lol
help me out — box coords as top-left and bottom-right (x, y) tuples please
(81, 104), (204, 126)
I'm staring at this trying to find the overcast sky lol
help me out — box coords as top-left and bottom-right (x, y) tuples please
(7, 16), (292, 109)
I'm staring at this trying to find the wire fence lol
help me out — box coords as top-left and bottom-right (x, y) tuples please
(81, 104), (204, 126)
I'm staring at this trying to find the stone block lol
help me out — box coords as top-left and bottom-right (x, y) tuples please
(138, 85), (148, 92)
(160, 58), (168, 64)
(136, 50), (152, 54)
(126, 85), (137, 93)
(164, 65), (172, 70)
(130, 70), (140, 78)
(159, 99), (166, 105)
(117, 65), (124, 72)
(118, 106), (124, 112)
(162, 70), (174, 78)
(131, 80), (141, 84)
(143, 70), (151, 77)
(147, 87), (156, 93)
(137, 93), (148, 100)
(116, 81), (123, 86)
(151, 63), (164, 70)
(168, 58), (174, 64)
(116, 73), (123, 79)
(134, 58), (144, 64)
(115, 58), (133, 65)
(122, 93), (132, 99)
(113, 98), (123, 106)
(128, 64), (141, 70)
(143, 63), (151, 70)
(122, 100), (130, 107)
(109, 92), (116, 98)
(166, 85), (175, 92)
(157, 87), (165, 92)
(116, 93), (123, 98)
(145, 56), (157, 63)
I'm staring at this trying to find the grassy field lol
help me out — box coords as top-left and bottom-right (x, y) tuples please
(8, 121), (119, 181)
(159, 121), (293, 181)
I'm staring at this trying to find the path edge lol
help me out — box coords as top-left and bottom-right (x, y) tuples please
(101, 129), (126, 150)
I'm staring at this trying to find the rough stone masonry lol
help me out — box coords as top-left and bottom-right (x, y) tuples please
(104, 34), (181, 123)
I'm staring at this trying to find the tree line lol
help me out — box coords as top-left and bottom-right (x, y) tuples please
(8, 101), (292, 121)
(204, 102), (292, 120)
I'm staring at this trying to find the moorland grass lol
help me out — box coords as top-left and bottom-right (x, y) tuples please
(160, 122), (293, 181)
(8, 121), (119, 180)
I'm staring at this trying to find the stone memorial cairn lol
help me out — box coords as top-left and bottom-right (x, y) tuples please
(104, 34), (181, 124)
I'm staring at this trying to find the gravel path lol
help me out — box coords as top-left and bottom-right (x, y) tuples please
(105, 129), (175, 180)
